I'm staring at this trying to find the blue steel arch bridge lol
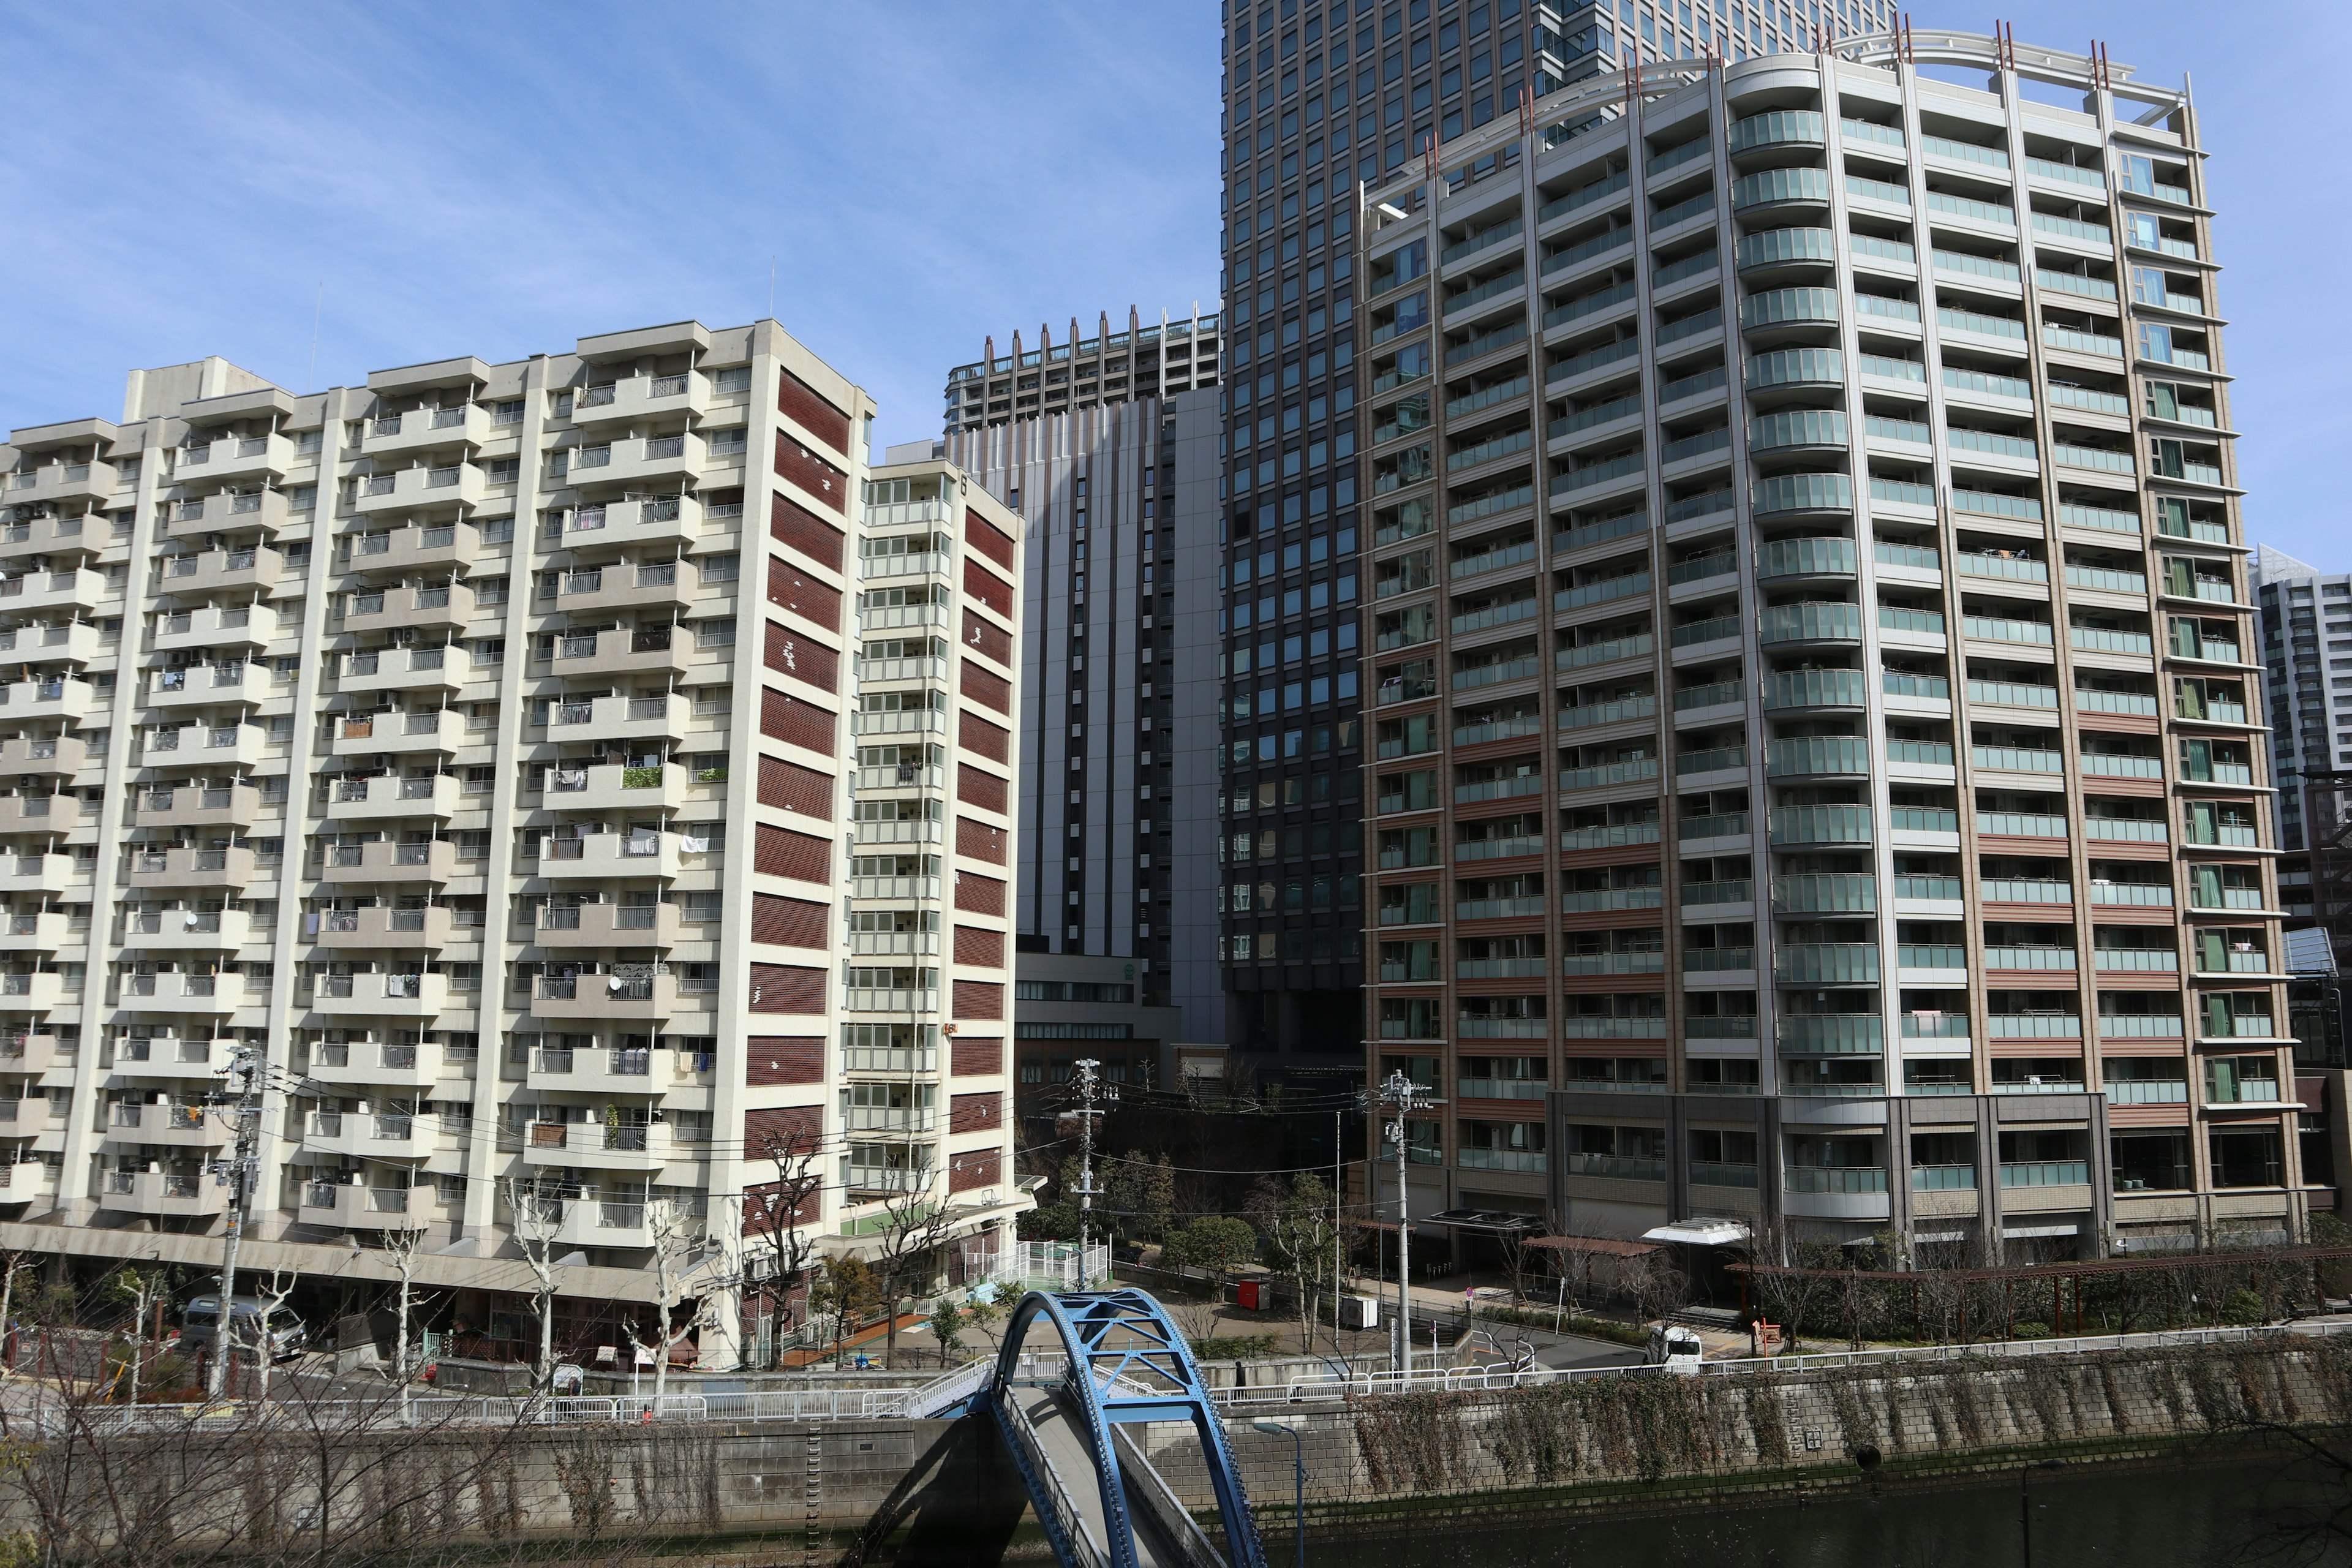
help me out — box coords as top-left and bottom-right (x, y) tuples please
(929, 1287), (1267, 1568)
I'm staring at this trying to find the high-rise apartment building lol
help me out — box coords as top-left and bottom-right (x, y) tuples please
(2251, 545), (2352, 925)
(0, 321), (1027, 1361)
(1214, 0), (1896, 1071)
(943, 311), (1229, 1060)
(1355, 29), (2294, 1259)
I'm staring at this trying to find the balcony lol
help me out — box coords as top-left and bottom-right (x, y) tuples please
(546, 626), (691, 680)
(323, 774), (461, 824)
(547, 496), (703, 552)
(0, 676), (89, 727)
(0, 973), (62, 1012)
(167, 489), (288, 537)
(0, 912), (69, 955)
(159, 547), (282, 597)
(543, 762), (686, 815)
(520, 1118), (676, 1173)
(0, 624), (100, 668)
(142, 723), (266, 771)
(0, 855), (75, 898)
(121, 908), (250, 953)
(573, 372), (706, 429)
(115, 972), (235, 1017)
(571, 434), (700, 491)
(178, 431), (292, 483)
(111, 1036), (233, 1080)
(537, 832), (681, 881)
(0, 514), (96, 562)
(317, 839), (457, 884)
(535, 902), (680, 950)
(0, 1030), (67, 1074)
(341, 522), (478, 578)
(153, 605), (271, 656)
(127, 846), (254, 892)
(528, 1043), (666, 1095)
(362, 404), (490, 458)
(100, 1168), (228, 1219)
(310, 972), (450, 1020)
(300, 1180), (447, 1231)
(549, 1195), (657, 1250)
(350, 464), (486, 517)
(545, 562), (693, 617)
(531, 971), (677, 1022)
(105, 1101), (230, 1150)
(313, 905), (454, 950)
(0, 736), (83, 780)
(0, 569), (104, 618)
(543, 692), (691, 745)
(303, 1111), (429, 1163)
(6, 461), (112, 510)
(341, 584), (471, 638)
(134, 783), (261, 833)
(146, 663), (258, 712)
(0, 793), (81, 834)
(308, 1039), (450, 1089)
(339, 646), (467, 699)
(330, 710), (464, 758)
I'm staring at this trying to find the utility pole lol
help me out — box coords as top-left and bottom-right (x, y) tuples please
(206, 1040), (262, 1400)
(1332, 1106), (1343, 1353)
(1072, 1058), (1102, 1289)
(1376, 1070), (1438, 1382)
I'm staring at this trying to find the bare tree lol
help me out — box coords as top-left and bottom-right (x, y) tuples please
(869, 1176), (959, 1371)
(251, 1266), (299, 1404)
(625, 1195), (724, 1406)
(504, 1174), (564, 1389)
(103, 1263), (172, 1406)
(378, 1217), (432, 1423)
(1250, 1172), (1340, 1354)
(743, 1126), (826, 1366)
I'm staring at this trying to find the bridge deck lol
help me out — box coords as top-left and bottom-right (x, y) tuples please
(1016, 1387), (1185, 1568)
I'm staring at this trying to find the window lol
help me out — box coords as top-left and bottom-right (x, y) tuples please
(493, 399), (525, 425)
(714, 366), (752, 393)
(699, 552), (740, 582)
(695, 617), (736, 648)
(706, 426), (748, 457)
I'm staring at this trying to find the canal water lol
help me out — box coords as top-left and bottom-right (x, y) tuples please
(1297, 1457), (2342, 1567)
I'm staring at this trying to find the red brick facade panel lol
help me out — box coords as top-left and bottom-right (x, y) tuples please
(949, 1150), (1003, 1193)
(751, 892), (828, 949)
(952, 1036), (1004, 1076)
(952, 979), (1003, 1020)
(746, 1037), (824, 1085)
(951, 1091), (1004, 1134)
(757, 755), (834, 820)
(760, 687), (835, 755)
(960, 658), (1012, 714)
(769, 492), (845, 571)
(960, 710), (1009, 763)
(952, 924), (1005, 968)
(764, 620), (839, 692)
(961, 609), (1012, 667)
(966, 509), (1016, 572)
(956, 763), (1007, 814)
(956, 816), (1007, 865)
(963, 559), (1011, 618)
(955, 871), (1006, 916)
(753, 823), (829, 883)
(748, 962), (827, 1014)
(774, 434), (847, 513)
(777, 371), (852, 456)
(767, 556), (843, 631)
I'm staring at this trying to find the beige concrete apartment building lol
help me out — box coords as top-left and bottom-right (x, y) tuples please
(0, 320), (1026, 1361)
(1354, 31), (2289, 1262)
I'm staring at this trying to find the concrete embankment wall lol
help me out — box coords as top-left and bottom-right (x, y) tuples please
(1148, 1335), (2352, 1535)
(34, 1338), (2352, 1564)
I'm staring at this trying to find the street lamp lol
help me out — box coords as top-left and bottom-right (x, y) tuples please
(2019, 1458), (2065, 1568)
(1251, 1419), (1305, 1568)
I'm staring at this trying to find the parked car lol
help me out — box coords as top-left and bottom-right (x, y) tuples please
(1644, 1324), (1704, 1373)
(179, 1296), (309, 1362)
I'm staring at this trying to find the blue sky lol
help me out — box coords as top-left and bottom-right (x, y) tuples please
(1, 2), (2343, 562)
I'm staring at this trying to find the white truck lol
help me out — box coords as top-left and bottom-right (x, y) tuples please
(1644, 1324), (1705, 1373)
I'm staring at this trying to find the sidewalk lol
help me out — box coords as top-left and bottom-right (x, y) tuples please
(779, 1312), (928, 1369)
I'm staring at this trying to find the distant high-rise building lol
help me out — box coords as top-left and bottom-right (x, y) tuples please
(944, 311), (1229, 1077)
(1351, 27), (2293, 1261)
(2252, 545), (2352, 925)
(0, 322), (1027, 1357)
